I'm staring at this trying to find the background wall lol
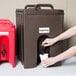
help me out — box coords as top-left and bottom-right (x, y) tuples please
(0, 0), (76, 48)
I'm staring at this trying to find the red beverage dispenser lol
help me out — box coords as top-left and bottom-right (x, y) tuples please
(0, 19), (15, 67)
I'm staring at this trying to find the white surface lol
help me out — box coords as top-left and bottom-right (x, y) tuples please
(0, 56), (76, 76)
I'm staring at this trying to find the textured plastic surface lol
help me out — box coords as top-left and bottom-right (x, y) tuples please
(16, 4), (64, 68)
(0, 19), (15, 68)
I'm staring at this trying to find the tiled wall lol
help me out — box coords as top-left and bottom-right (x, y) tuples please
(0, 0), (76, 48)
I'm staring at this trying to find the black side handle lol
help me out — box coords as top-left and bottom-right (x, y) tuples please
(35, 4), (54, 10)
(25, 5), (36, 9)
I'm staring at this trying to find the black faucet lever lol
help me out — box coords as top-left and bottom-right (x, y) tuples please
(2, 44), (7, 57)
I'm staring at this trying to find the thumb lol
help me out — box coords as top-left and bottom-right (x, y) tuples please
(43, 43), (49, 47)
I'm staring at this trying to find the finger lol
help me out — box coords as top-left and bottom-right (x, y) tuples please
(42, 43), (48, 47)
(42, 42), (45, 46)
(42, 41), (47, 45)
(41, 61), (47, 67)
(42, 39), (48, 44)
(44, 61), (49, 67)
(42, 59), (48, 64)
(43, 44), (49, 47)
(42, 60), (46, 63)
(43, 65), (47, 68)
(43, 63), (48, 67)
(42, 43), (44, 46)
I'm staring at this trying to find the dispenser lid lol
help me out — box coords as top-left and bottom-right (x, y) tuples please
(0, 19), (15, 31)
(0, 19), (13, 28)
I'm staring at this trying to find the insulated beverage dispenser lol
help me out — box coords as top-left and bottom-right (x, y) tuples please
(16, 4), (64, 68)
(0, 19), (15, 67)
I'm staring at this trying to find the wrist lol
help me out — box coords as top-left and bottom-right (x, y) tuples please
(53, 57), (59, 63)
(50, 57), (58, 64)
(53, 37), (59, 43)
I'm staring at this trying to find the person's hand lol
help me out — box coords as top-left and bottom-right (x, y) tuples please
(41, 57), (56, 67)
(42, 38), (57, 47)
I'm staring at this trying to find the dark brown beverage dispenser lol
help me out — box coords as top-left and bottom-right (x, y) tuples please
(16, 4), (64, 68)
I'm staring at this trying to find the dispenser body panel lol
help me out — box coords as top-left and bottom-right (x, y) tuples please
(0, 19), (15, 67)
(24, 14), (64, 67)
(0, 36), (9, 60)
(16, 4), (64, 68)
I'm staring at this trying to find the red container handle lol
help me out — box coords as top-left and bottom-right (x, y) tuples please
(0, 19), (13, 27)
